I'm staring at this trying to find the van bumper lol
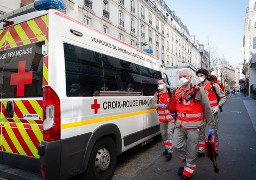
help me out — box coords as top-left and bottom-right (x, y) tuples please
(0, 163), (42, 180)
(39, 133), (92, 180)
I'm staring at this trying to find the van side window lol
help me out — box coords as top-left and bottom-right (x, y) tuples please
(64, 44), (104, 97)
(64, 43), (161, 97)
(140, 67), (161, 96)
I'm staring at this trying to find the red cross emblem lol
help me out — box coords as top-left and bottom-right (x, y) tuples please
(10, 61), (32, 97)
(91, 99), (100, 114)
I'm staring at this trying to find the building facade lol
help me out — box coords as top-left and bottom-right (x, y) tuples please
(64, 0), (207, 70)
(2, 0), (210, 72)
(0, 0), (20, 15)
(243, 0), (256, 97)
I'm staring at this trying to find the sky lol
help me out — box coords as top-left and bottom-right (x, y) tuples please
(166, 0), (249, 66)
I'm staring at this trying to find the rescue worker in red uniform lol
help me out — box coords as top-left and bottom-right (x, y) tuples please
(152, 78), (176, 161)
(196, 69), (226, 157)
(169, 68), (215, 180)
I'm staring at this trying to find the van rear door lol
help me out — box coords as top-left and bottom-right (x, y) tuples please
(0, 14), (48, 173)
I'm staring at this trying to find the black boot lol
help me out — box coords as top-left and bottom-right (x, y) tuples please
(162, 149), (168, 155)
(165, 153), (172, 161)
(197, 152), (205, 158)
(180, 174), (191, 180)
(177, 166), (184, 176)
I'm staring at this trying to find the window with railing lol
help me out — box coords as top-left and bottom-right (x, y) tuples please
(131, 39), (134, 45)
(103, 0), (108, 10)
(149, 12), (152, 25)
(84, 15), (91, 25)
(103, 0), (109, 18)
(141, 25), (145, 37)
(119, 0), (124, 5)
(131, 0), (135, 13)
(156, 19), (159, 30)
(103, 26), (108, 33)
(119, 12), (124, 26)
(120, 20), (124, 26)
(156, 35), (159, 45)
(84, 0), (92, 8)
(141, 6), (145, 19)
(131, 20), (135, 33)
(148, 29), (152, 42)
(103, 10), (110, 19)
(119, 34), (124, 41)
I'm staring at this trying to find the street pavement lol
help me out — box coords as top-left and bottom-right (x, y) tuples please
(113, 94), (256, 180)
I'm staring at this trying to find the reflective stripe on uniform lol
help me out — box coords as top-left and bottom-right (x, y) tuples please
(198, 141), (205, 152)
(176, 119), (204, 128)
(183, 163), (196, 177)
(177, 112), (204, 118)
(158, 110), (165, 114)
(164, 140), (172, 151)
(210, 100), (218, 104)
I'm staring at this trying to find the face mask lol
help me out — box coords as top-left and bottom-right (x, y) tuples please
(158, 84), (165, 90)
(198, 77), (205, 83)
(178, 77), (188, 87)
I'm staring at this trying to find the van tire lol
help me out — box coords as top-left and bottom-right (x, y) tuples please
(83, 136), (117, 180)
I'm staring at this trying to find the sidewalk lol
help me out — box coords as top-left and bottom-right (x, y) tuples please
(243, 96), (256, 132)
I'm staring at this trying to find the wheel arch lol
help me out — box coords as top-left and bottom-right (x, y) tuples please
(80, 123), (122, 173)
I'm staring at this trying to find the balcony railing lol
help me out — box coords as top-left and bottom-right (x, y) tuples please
(131, 28), (135, 33)
(84, 0), (92, 9)
(103, 10), (110, 19)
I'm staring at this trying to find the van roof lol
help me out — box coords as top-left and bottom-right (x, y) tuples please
(0, 10), (49, 30)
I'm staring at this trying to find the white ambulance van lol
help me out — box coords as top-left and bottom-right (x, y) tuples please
(0, 0), (165, 179)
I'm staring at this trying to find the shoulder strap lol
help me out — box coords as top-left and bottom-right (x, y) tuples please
(211, 82), (220, 102)
(156, 92), (159, 104)
(166, 87), (172, 100)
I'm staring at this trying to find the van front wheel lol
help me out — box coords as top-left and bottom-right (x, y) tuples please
(84, 137), (117, 180)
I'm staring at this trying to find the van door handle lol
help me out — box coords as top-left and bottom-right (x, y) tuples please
(7, 101), (14, 118)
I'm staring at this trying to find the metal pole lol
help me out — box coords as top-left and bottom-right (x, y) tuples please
(200, 52), (203, 68)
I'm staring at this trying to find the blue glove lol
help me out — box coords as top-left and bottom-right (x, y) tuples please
(171, 113), (176, 117)
(158, 104), (167, 108)
(208, 128), (214, 136)
(166, 84), (170, 89)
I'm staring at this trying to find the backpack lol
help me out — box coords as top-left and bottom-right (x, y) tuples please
(205, 134), (219, 173)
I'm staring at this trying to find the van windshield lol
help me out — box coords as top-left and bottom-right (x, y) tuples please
(0, 41), (44, 98)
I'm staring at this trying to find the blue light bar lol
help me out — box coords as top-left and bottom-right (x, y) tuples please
(34, 0), (65, 11)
